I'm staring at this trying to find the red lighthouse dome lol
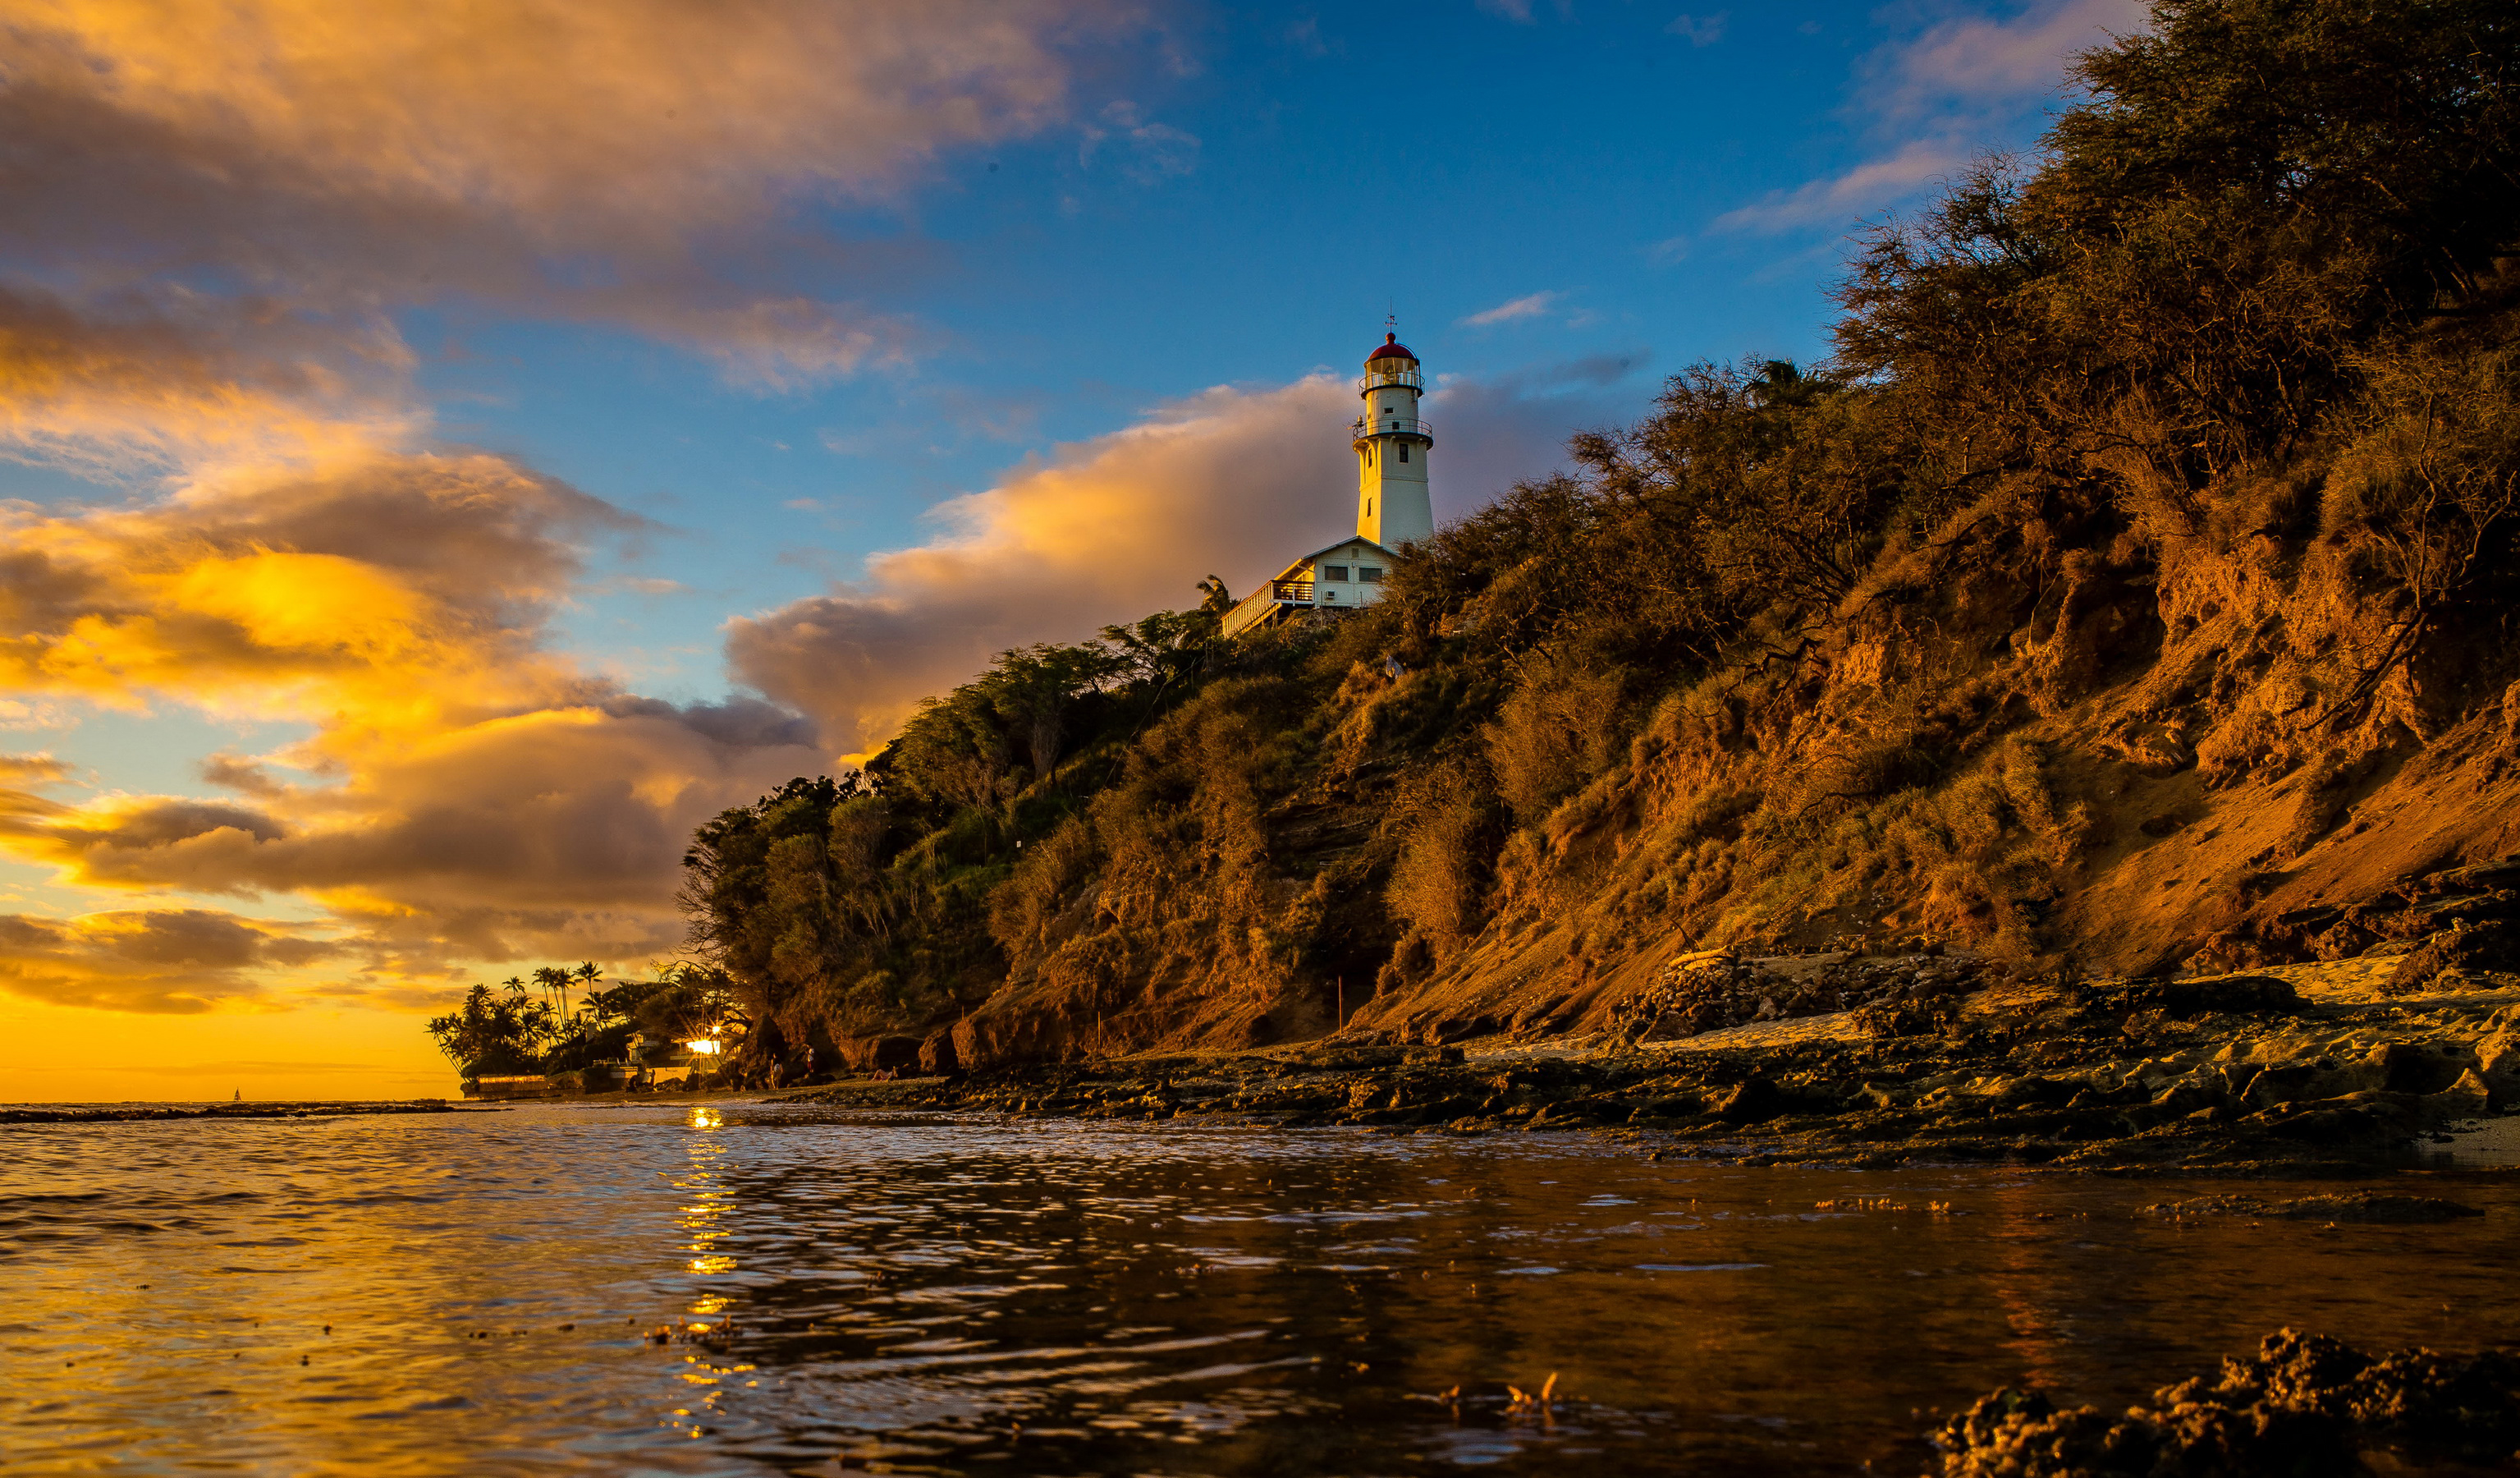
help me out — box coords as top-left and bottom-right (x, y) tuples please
(1365, 333), (1417, 365)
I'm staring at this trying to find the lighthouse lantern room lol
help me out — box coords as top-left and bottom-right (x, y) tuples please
(1221, 329), (1433, 640)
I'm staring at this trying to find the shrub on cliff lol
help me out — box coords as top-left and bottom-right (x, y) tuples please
(685, 0), (2520, 1056)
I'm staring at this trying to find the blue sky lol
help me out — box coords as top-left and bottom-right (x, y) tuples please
(0, 0), (2141, 1095)
(394, 0), (2132, 703)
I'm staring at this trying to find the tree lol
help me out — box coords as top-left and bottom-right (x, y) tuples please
(426, 984), (559, 1076)
(530, 964), (575, 1019)
(984, 641), (1127, 784)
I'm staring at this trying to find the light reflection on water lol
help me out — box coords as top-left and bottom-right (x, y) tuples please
(3, 1103), (2516, 1476)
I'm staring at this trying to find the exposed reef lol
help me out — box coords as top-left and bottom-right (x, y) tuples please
(1936, 1329), (2520, 1476)
(785, 956), (2520, 1173)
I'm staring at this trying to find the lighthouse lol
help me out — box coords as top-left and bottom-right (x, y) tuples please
(1218, 326), (1435, 640)
(1354, 332), (1433, 547)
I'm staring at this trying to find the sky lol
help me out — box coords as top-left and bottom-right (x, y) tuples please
(0, 0), (2146, 1101)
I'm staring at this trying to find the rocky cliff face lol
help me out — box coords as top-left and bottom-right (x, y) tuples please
(693, 1), (2520, 1079)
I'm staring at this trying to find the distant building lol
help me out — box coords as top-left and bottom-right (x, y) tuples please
(1222, 330), (1432, 639)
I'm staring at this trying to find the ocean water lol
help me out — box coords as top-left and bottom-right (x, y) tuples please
(4, 1103), (2516, 1476)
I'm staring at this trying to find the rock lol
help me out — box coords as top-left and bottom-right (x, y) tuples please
(2365, 1040), (2474, 1095)
(2477, 1031), (2520, 1108)
(2262, 1091), (2419, 1145)
(2386, 920), (2516, 994)
(2096, 975), (2306, 1019)
(2150, 1076), (2224, 1115)
(1614, 949), (1991, 1042)
(1977, 1074), (2075, 1108)
(850, 1035), (922, 1072)
(2429, 1067), (2491, 1118)
(1851, 999), (1931, 1038)
(2281, 1192), (2484, 1223)
(1936, 1330), (2520, 1476)
(1707, 1077), (1784, 1123)
(918, 1030), (959, 1076)
(1933, 1383), (2350, 1478)
(2146, 1193), (2484, 1223)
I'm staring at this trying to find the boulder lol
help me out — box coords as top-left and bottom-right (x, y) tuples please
(1707, 1077), (1785, 1122)
(918, 1030), (960, 1076)
(2366, 1040), (2475, 1095)
(2099, 975), (2305, 1019)
(845, 1035), (923, 1073)
(2386, 921), (2516, 994)
(2476, 1031), (2520, 1107)
(2429, 1068), (2492, 1119)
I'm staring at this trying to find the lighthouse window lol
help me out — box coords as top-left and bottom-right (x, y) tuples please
(1322, 564), (1349, 581)
(1398, 444), (1409, 461)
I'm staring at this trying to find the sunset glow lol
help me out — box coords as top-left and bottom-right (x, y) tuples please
(0, 0), (2139, 1099)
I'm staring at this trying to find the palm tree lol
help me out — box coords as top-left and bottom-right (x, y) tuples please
(531, 964), (575, 1019)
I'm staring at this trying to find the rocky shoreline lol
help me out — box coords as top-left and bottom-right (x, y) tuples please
(781, 955), (2520, 1174)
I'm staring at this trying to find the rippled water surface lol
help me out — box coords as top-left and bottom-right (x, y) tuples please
(6, 1103), (2518, 1476)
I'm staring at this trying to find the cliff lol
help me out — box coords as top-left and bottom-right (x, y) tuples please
(684, 0), (2520, 1076)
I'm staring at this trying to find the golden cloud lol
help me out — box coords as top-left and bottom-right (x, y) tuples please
(731, 375), (1358, 753)
(0, 454), (827, 981)
(0, 0), (1140, 405)
(2, 452), (624, 720)
(730, 360), (1634, 753)
(11, 0), (1109, 221)
(0, 2), (1204, 1015)
(0, 753), (71, 784)
(0, 907), (341, 1013)
(0, 285), (415, 476)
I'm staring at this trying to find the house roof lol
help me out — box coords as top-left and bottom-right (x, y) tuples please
(1269, 536), (1396, 584)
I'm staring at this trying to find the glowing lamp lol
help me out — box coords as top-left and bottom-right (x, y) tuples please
(685, 1037), (722, 1055)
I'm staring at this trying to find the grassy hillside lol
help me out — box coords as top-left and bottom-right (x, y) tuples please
(683, 0), (2520, 1072)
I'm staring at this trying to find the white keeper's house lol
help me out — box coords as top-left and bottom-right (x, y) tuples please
(1221, 328), (1434, 639)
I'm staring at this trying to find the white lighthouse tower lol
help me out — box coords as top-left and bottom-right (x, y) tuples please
(1218, 325), (1436, 639)
(1354, 332), (1433, 547)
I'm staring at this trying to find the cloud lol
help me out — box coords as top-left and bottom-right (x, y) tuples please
(122, 1058), (387, 1077)
(629, 298), (929, 395)
(0, 454), (827, 980)
(1877, 0), (2147, 115)
(0, 754), (71, 785)
(1665, 12), (1729, 46)
(0, 283), (416, 479)
(1475, 0), (1572, 21)
(0, 4), (1196, 1012)
(0, 908), (339, 1013)
(11, 696), (822, 963)
(0, 452), (635, 717)
(1460, 292), (1564, 328)
(1708, 0), (2148, 237)
(728, 357), (1647, 754)
(1712, 138), (1971, 234)
(1080, 100), (1203, 185)
(0, 0), (1145, 450)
